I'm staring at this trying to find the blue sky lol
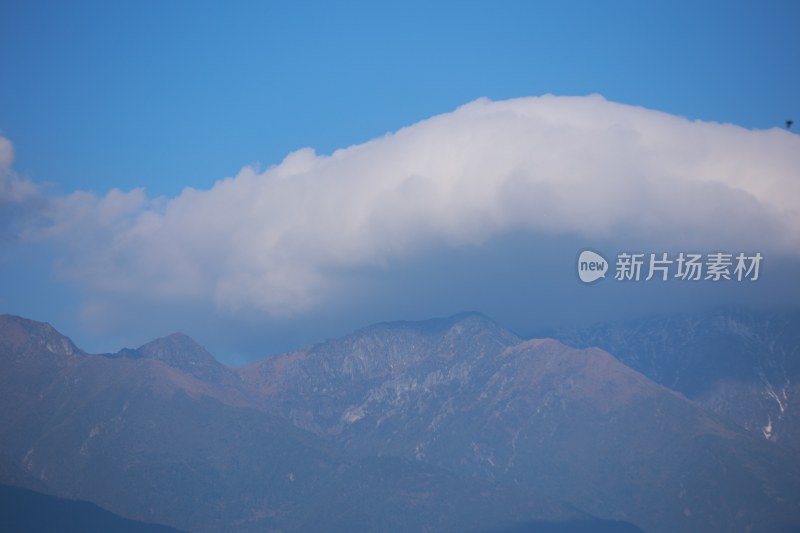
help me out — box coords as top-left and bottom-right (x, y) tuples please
(3, 1), (797, 196)
(1, 1), (799, 362)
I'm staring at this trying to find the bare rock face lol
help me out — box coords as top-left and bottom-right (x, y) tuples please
(241, 312), (800, 533)
(0, 314), (80, 358)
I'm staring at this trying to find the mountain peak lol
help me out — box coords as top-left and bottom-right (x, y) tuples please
(343, 312), (521, 355)
(138, 332), (208, 358)
(333, 311), (521, 369)
(0, 314), (79, 357)
(112, 332), (230, 383)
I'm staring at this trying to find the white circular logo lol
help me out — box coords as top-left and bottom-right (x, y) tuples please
(578, 250), (608, 283)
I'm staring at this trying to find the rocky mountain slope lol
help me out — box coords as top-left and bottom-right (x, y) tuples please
(2, 311), (799, 532)
(555, 309), (800, 450)
(0, 314), (626, 533)
(239, 312), (800, 533)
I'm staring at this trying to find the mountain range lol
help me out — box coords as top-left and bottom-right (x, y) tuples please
(554, 309), (800, 450)
(0, 311), (798, 532)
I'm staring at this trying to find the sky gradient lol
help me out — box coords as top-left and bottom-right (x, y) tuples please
(1, 1), (798, 362)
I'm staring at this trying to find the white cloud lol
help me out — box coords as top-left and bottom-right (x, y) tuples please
(0, 136), (13, 170)
(0, 136), (38, 204)
(11, 95), (800, 315)
(0, 135), (44, 244)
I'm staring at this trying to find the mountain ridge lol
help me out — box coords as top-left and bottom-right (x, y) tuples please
(553, 308), (800, 450)
(0, 314), (81, 358)
(0, 312), (628, 532)
(104, 331), (237, 386)
(1, 310), (799, 532)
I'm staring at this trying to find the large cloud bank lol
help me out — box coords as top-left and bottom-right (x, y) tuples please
(6, 95), (800, 315)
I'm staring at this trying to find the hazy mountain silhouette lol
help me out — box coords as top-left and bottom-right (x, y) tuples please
(0, 484), (186, 533)
(555, 309), (800, 449)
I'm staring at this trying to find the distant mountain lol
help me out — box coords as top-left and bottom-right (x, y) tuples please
(554, 309), (800, 449)
(0, 314), (81, 358)
(0, 317), (345, 532)
(2, 312), (799, 532)
(105, 332), (236, 385)
(238, 312), (520, 439)
(0, 484), (185, 533)
(0, 313), (630, 533)
(240, 312), (800, 533)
